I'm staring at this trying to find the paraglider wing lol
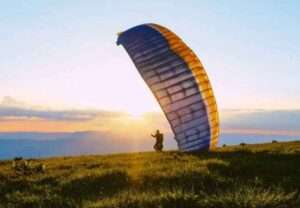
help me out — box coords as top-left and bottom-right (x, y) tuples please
(117, 24), (219, 152)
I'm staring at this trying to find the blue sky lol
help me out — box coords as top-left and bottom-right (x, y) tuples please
(0, 0), (299, 113)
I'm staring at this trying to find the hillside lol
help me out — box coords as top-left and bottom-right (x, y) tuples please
(0, 141), (300, 208)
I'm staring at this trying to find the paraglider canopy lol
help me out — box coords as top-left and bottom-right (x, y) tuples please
(117, 23), (219, 152)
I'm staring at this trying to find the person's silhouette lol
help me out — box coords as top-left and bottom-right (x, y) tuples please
(151, 129), (164, 152)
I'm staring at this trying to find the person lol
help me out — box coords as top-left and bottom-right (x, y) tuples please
(151, 129), (164, 152)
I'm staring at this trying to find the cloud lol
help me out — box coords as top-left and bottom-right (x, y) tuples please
(0, 107), (121, 121)
(0, 97), (171, 133)
(0, 96), (27, 108)
(221, 109), (300, 131)
(0, 96), (125, 122)
(1, 97), (300, 135)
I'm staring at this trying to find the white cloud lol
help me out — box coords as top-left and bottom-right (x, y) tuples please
(0, 96), (125, 121)
(0, 96), (27, 108)
(1, 97), (300, 133)
(221, 109), (300, 131)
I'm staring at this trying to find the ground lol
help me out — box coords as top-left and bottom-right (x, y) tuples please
(0, 141), (300, 208)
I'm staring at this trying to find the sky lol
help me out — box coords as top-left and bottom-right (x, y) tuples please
(0, 1), (300, 133)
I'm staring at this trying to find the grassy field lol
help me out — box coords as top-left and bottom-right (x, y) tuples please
(0, 141), (300, 208)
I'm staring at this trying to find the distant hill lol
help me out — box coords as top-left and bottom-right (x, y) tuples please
(0, 131), (176, 159)
(0, 131), (298, 160)
(0, 141), (299, 207)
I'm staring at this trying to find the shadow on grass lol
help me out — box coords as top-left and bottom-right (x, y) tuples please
(0, 169), (130, 208)
(139, 169), (230, 194)
(135, 149), (300, 195)
(61, 169), (130, 202)
(192, 150), (300, 191)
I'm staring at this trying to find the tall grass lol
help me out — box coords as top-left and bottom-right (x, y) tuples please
(0, 141), (299, 208)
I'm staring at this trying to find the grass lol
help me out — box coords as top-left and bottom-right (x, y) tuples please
(0, 141), (300, 208)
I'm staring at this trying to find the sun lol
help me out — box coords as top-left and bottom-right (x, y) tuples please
(128, 109), (145, 119)
(125, 101), (161, 119)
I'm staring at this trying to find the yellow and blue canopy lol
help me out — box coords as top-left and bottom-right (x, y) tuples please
(117, 24), (219, 152)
